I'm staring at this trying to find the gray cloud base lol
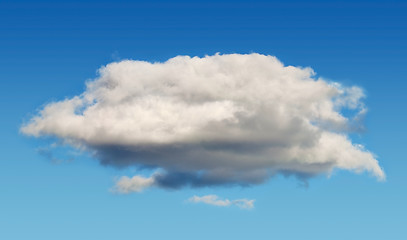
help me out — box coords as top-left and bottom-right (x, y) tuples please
(21, 53), (385, 191)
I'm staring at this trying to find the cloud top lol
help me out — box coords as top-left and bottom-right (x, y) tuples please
(21, 53), (385, 189)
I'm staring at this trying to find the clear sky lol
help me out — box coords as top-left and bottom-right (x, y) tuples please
(1, 0), (406, 239)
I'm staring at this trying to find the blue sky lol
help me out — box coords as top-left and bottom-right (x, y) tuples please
(1, 0), (406, 239)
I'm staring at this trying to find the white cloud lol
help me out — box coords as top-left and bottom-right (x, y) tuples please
(112, 175), (155, 193)
(21, 53), (385, 189)
(188, 195), (255, 209)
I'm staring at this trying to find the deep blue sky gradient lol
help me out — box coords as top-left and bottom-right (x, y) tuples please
(1, 0), (406, 239)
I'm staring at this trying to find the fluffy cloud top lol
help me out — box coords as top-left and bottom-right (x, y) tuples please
(21, 53), (385, 190)
(188, 195), (255, 209)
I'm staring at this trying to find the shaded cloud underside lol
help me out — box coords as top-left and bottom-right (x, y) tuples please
(21, 53), (385, 191)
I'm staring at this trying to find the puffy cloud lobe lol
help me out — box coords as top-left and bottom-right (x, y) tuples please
(112, 175), (155, 193)
(21, 53), (385, 190)
(188, 195), (255, 209)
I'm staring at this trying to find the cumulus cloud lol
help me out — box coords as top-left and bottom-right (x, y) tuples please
(112, 175), (155, 193)
(188, 195), (255, 209)
(21, 53), (385, 190)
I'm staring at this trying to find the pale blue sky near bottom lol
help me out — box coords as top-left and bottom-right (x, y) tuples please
(0, 0), (406, 239)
